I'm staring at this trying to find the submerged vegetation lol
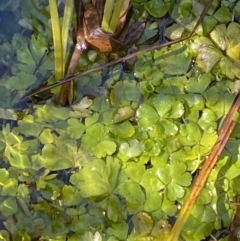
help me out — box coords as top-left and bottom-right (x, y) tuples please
(0, 0), (240, 240)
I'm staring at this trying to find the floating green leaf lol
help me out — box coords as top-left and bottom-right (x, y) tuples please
(0, 169), (9, 185)
(1, 178), (18, 196)
(70, 157), (121, 198)
(144, 0), (170, 18)
(81, 123), (116, 157)
(117, 181), (145, 213)
(107, 220), (128, 240)
(109, 121), (135, 139)
(156, 161), (191, 201)
(0, 197), (18, 216)
(41, 143), (74, 170)
(213, 6), (232, 23)
(113, 106), (135, 123)
(106, 194), (123, 223)
(154, 46), (192, 75)
(191, 36), (222, 73)
(38, 128), (53, 144)
(5, 72), (36, 91)
(35, 105), (70, 123)
(180, 122), (202, 143)
(144, 191), (162, 212)
(185, 73), (213, 93)
(70, 97), (93, 118)
(67, 118), (86, 139)
(62, 185), (82, 206)
(119, 139), (144, 159)
(198, 108), (217, 133)
(137, 103), (159, 131)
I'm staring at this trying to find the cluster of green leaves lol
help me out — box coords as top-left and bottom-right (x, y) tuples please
(0, 0), (240, 240)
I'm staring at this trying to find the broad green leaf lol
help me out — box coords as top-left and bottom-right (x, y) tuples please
(156, 165), (172, 185)
(70, 97), (93, 118)
(213, 6), (232, 23)
(132, 212), (153, 235)
(167, 182), (185, 201)
(143, 139), (161, 157)
(227, 23), (240, 60)
(62, 185), (82, 206)
(110, 80), (140, 106)
(152, 94), (175, 117)
(137, 103), (159, 131)
(208, 22), (240, 79)
(0, 197), (18, 216)
(0, 230), (10, 241)
(85, 113), (99, 127)
(124, 162), (145, 183)
(196, 188), (213, 205)
(144, 192), (162, 212)
(38, 128), (54, 144)
(156, 161), (191, 201)
(0, 169), (9, 185)
(140, 168), (165, 193)
(159, 119), (178, 136)
(152, 94), (184, 118)
(35, 104), (69, 123)
(16, 118), (44, 137)
(116, 182), (145, 213)
(107, 220), (128, 240)
(161, 194), (178, 216)
(202, 16), (218, 36)
(185, 74), (213, 93)
(67, 118), (86, 139)
(125, 84), (141, 102)
(144, 0), (170, 18)
(200, 131), (217, 148)
(109, 121), (135, 138)
(5, 72), (36, 91)
(41, 143), (74, 170)
(191, 204), (216, 223)
(191, 36), (222, 72)
(3, 126), (22, 145)
(91, 96), (110, 113)
(94, 140), (116, 158)
(113, 106), (135, 123)
(0, 108), (17, 120)
(180, 122), (202, 143)
(106, 194), (122, 223)
(17, 184), (30, 199)
(225, 157), (240, 180)
(81, 123), (110, 149)
(70, 158), (121, 198)
(119, 139), (144, 158)
(30, 33), (54, 74)
(198, 108), (217, 133)
(1, 178), (18, 196)
(15, 35), (36, 71)
(170, 160), (191, 187)
(82, 123), (116, 157)
(154, 46), (192, 75)
(218, 56), (240, 79)
(184, 94), (205, 111)
(210, 24), (228, 51)
(6, 150), (31, 169)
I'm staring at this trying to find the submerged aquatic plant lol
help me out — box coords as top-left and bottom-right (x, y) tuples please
(0, 0), (239, 241)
